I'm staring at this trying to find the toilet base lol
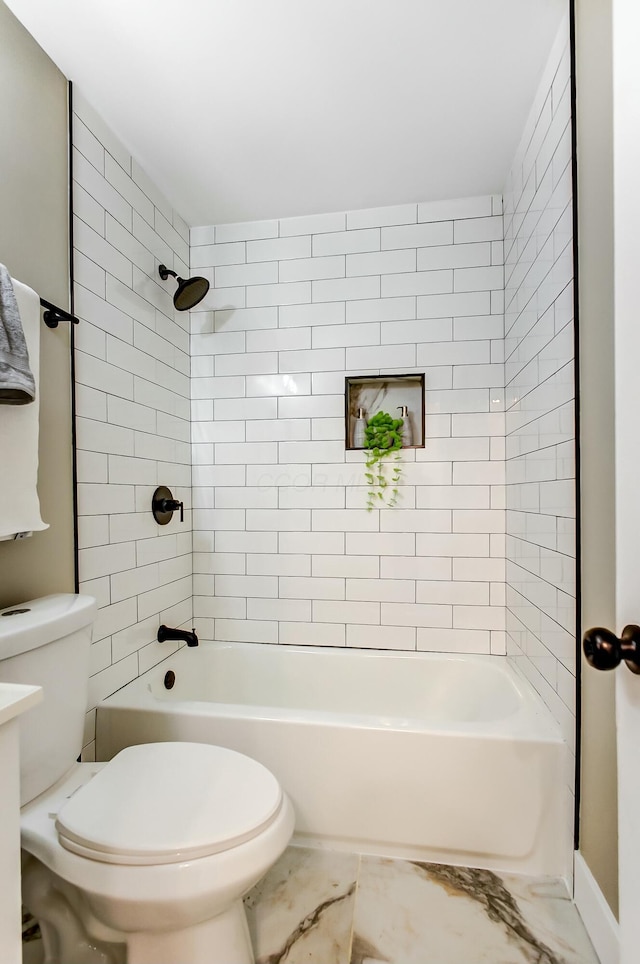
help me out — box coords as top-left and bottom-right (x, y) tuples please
(22, 855), (126, 964)
(23, 853), (256, 964)
(126, 902), (253, 964)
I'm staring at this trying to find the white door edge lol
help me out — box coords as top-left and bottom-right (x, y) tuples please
(612, 2), (640, 960)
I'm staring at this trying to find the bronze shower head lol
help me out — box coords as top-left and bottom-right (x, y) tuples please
(158, 264), (209, 311)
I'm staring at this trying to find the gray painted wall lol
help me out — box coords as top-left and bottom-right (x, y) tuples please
(0, 0), (74, 607)
(575, 0), (618, 919)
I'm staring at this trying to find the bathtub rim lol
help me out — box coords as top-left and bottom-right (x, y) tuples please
(98, 641), (564, 744)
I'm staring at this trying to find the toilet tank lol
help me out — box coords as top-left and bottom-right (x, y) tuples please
(0, 594), (96, 805)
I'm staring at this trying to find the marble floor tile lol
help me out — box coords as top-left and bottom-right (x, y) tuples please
(350, 858), (599, 964)
(244, 845), (359, 964)
(23, 847), (600, 964)
(501, 873), (600, 964)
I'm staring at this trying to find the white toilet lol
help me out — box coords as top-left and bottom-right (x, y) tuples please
(0, 594), (294, 964)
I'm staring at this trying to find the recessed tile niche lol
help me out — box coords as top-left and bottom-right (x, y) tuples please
(345, 374), (425, 450)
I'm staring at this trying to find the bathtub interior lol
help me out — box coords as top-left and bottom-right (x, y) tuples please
(148, 643), (525, 725)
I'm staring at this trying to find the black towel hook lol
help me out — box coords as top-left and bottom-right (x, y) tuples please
(40, 298), (80, 329)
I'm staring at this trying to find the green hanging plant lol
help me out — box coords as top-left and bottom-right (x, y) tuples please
(363, 410), (403, 511)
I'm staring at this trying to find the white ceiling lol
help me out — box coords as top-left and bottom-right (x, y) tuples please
(5, 0), (567, 227)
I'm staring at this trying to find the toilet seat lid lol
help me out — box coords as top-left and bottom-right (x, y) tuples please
(55, 743), (283, 865)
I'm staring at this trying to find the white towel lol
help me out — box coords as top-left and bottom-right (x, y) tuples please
(0, 278), (48, 541)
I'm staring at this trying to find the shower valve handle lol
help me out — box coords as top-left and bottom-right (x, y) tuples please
(152, 486), (184, 525)
(159, 498), (183, 522)
(583, 624), (640, 675)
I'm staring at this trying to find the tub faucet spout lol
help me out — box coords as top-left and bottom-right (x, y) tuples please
(157, 625), (199, 647)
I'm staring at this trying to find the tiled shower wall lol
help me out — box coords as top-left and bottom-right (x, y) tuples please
(189, 199), (507, 652)
(503, 22), (576, 753)
(70, 19), (575, 757)
(72, 92), (193, 757)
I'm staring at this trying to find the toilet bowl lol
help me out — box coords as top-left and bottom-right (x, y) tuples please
(0, 596), (294, 964)
(22, 744), (294, 964)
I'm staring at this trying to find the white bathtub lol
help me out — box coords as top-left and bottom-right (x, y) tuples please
(96, 642), (569, 877)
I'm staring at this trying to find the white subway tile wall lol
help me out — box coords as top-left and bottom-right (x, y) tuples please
(71, 25), (575, 785)
(503, 23), (576, 759)
(190, 194), (506, 653)
(73, 91), (193, 758)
